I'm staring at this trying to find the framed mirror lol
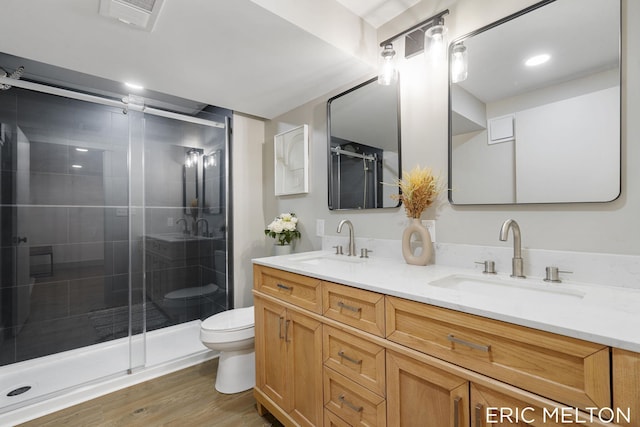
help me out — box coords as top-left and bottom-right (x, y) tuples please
(274, 124), (309, 196)
(448, 0), (620, 205)
(327, 77), (401, 210)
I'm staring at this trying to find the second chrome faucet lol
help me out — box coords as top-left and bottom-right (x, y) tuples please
(499, 219), (525, 278)
(337, 219), (356, 256)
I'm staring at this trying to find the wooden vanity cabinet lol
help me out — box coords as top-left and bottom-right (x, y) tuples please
(254, 265), (638, 427)
(254, 265), (324, 427)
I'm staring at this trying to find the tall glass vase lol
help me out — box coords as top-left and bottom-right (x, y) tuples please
(401, 218), (434, 265)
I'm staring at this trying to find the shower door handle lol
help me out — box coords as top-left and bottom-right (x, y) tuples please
(13, 236), (27, 244)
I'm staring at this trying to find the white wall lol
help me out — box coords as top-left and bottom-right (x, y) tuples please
(261, 0), (639, 258)
(232, 113), (266, 308)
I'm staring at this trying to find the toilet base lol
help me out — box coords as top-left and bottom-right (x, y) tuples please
(215, 348), (255, 394)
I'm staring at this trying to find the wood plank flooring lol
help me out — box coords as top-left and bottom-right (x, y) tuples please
(18, 358), (283, 427)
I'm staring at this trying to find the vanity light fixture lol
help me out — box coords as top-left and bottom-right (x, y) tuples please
(185, 148), (199, 168)
(71, 164), (83, 169)
(451, 43), (468, 83)
(378, 43), (398, 86)
(377, 9), (449, 85)
(525, 53), (551, 67)
(424, 16), (448, 62)
(75, 147), (89, 152)
(204, 151), (218, 168)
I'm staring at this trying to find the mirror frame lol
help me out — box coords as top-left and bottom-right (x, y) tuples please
(327, 77), (402, 210)
(447, 0), (621, 205)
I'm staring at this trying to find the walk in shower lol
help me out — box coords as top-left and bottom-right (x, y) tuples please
(0, 56), (232, 418)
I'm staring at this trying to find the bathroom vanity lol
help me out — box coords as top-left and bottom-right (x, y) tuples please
(252, 252), (639, 427)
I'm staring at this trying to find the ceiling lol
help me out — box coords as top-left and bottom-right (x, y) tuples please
(0, 0), (417, 119)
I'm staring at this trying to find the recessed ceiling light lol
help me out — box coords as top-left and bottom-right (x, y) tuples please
(125, 82), (144, 91)
(525, 54), (551, 67)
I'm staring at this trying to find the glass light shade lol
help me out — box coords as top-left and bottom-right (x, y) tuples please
(185, 149), (199, 168)
(425, 24), (448, 62)
(451, 44), (468, 83)
(378, 44), (398, 86)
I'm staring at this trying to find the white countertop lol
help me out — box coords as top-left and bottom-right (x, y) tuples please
(253, 251), (640, 352)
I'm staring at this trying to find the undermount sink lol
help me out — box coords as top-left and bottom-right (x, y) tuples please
(429, 274), (586, 301)
(289, 252), (367, 266)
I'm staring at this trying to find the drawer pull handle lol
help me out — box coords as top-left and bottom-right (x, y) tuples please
(475, 404), (483, 427)
(454, 397), (461, 427)
(337, 301), (361, 313)
(276, 283), (292, 291)
(338, 350), (362, 365)
(338, 394), (363, 413)
(284, 320), (290, 342)
(447, 334), (491, 352)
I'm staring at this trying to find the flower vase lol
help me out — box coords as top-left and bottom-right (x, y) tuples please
(401, 218), (434, 266)
(273, 244), (292, 256)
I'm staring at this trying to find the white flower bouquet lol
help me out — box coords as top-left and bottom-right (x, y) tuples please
(265, 213), (301, 246)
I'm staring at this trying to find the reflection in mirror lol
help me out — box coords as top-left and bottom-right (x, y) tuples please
(182, 147), (202, 214)
(328, 77), (401, 210)
(449, 0), (620, 205)
(203, 150), (222, 214)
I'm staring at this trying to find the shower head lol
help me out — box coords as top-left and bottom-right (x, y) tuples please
(1, 65), (25, 90)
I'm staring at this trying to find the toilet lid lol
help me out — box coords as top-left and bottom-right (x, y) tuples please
(202, 306), (254, 332)
(165, 283), (218, 300)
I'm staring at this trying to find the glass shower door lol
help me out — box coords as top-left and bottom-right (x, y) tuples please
(0, 87), (136, 388)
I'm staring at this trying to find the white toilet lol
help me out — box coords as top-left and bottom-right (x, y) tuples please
(200, 306), (255, 394)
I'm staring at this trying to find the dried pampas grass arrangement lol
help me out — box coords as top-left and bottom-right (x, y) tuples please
(390, 166), (443, 219)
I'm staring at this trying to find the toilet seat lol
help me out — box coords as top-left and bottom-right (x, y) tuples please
(200, 306), (254, 343)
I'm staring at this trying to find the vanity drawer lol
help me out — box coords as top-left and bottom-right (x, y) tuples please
(385, 296), (611, 411)
(324, 367), (386, 427)
(323, 282), (385, 337)
(324, 325), (386, 396)
(325, 409), (352, 427)
(253, 265), (322, 313)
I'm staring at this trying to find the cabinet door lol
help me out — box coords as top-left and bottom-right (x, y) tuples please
(287, 309), (324, 427)
(387, 350), (470, 427)
(255, 297), (290, 411)
(470, 383), (612, 427)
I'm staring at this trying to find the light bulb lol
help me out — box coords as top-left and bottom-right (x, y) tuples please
(378, 44), (398, 86)
(451, 44), (468, 83)
(425, 21), (448, 62)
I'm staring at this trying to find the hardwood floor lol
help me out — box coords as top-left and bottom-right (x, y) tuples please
(18, 358), (283, 427)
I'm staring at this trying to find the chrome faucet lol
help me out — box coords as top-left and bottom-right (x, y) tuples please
(337, 219), (356, 256)
(176, 218), (188, 235)
(195, 218), (210, 237)
(499, 219), (525, 278)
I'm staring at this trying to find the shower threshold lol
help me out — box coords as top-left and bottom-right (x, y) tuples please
(0, 321), (216, 426)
